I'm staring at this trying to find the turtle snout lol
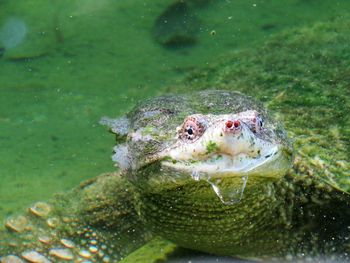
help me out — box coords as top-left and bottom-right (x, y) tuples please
(223, 119), (242, 135)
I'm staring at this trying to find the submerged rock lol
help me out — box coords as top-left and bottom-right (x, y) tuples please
(153, 1), (200, 48)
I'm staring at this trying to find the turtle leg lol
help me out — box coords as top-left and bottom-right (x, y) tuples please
(119, 237), (178, 263)
(0, 172), (152, 263)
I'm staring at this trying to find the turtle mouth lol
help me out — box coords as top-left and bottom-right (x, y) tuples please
(161, 145), (283, 179)
(160, 145), (290, 205)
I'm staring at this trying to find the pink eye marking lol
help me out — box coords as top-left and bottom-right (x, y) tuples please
(224, 119), (242, 135)
(179, 115), (207, 142)
(237, 110), (264, 133)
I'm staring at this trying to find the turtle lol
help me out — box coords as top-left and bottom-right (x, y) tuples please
(1, 14), (350, 262)
(0, 89), (349, 263)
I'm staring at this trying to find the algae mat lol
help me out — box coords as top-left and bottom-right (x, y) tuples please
(0, 0), (349, 219)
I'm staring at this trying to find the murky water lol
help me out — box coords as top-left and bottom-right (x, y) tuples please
(0, 0), (349, 262)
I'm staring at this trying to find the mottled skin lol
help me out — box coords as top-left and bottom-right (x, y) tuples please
(0, 90), (349, 263)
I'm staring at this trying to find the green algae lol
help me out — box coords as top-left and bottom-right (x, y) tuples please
(0, 0), (349, 223)
(205, 141), (219, 155)
(119, 237), (177, 263)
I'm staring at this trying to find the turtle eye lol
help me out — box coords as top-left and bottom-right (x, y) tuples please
(179, 115), (207, 142)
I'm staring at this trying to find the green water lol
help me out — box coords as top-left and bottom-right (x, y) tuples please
(0, 0), (348, 221)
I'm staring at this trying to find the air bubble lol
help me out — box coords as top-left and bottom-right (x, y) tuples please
(190, 170), (248, 205)
(207, 176), (248, 205)
(0, 18), (27, 49)
(191, 170), (201, 181)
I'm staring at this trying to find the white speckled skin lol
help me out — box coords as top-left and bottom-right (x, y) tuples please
(161, 112), (281, 176)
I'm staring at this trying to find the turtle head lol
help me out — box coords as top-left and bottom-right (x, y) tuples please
(101, 90), (292, 204)
(102, 90), (293, 255)
(163, 110), (288, 180)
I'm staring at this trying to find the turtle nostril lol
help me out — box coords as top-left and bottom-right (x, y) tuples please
(226, 120), (233, 129)
(233, 120), (240, 128)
